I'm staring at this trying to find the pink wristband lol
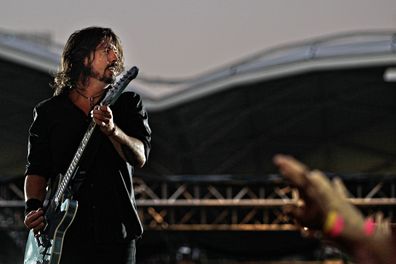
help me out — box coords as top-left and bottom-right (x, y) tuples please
(328, 215), (344, 237)
(363, 218), (376, 236)
(324, 211), (345, 237)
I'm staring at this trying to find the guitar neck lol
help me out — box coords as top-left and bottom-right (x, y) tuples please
(53, 121), (96, 203)
(53, 66), (139, 205)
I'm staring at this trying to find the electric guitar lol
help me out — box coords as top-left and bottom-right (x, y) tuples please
(24, 66), (139, 264)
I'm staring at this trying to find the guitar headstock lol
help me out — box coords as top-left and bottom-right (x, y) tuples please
(119, 66), (139, 82)
(102, 66), (139, 105)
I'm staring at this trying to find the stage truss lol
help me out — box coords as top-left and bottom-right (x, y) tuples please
(1, 174), (395, 237)
(134, 174), (396, 231)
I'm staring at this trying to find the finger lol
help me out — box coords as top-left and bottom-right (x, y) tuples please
(273, 154), (310, 188)
(99, 105), (111, 113)
(92, 109), (111, 119)
(94, 120), (108, 128)
(25, 210), (43, 224)
(93, 107), (111, 115)
(93, 105), (112, 117)
(374, 211), (384, 224)
(332, 177), (350, 199)
(374, 212), (392, 236)
(93, 115), (109, 124)
(25, 217), (40, 230)
(307, 170), (334, 198)
(92, 114), (113, 127)
(380, 217), (391, 236)
(24, 216), (32, 228)
(33, 222), (45, 234)
(29, 216), (45, 229)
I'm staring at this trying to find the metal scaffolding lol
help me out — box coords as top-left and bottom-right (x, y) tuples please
(1, 174), (396, 234)
(0, 173), (395, 255)
(134, 174), (396, 231)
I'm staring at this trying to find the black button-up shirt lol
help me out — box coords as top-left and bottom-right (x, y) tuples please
(25, 90), (151, 244)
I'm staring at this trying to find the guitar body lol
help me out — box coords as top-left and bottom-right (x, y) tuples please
(24, 198), (78, 264)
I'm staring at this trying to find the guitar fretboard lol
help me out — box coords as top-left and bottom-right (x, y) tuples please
(54, 121), (96, 203)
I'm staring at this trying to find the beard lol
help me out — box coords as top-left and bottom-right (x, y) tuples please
(90, 67), (116, 84)
(99, 73), (116, 84)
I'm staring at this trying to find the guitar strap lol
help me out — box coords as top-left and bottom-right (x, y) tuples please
(69, 126), (103, 196)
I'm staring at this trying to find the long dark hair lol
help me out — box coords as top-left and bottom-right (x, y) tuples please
(52, 26), (125, 95)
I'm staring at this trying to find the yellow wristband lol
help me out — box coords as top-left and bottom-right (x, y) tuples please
(323, 211), (338, 233)
(323, 210), (344, 237)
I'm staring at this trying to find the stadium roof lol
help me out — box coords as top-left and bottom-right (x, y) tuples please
(1, 30), (396, 179)
(2, 30), (396, 110)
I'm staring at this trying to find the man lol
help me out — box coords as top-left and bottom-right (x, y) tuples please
(23, 27), (151, 263)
